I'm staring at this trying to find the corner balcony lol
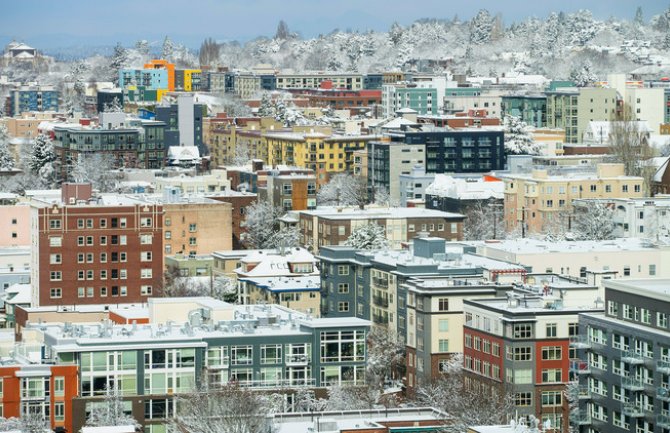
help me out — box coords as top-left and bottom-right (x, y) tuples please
(657, 387), (670, 401)
(569, 335), (590, 349)
(622, 403), (645, 417)
(658, 359), (670, 374)
(572, 411), (591, 425)
(577, 385), (591, 400)
(570, 360), (591, 375)
(658, 414), (670, 429)
(285, 354), (310, 366)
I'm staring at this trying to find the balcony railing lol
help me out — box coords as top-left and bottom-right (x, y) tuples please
(621, 350), (644, 364)
(572, 412), (591, 425)
(622, 403), (645, 417)
(658, 414), (670, 428)
(235, 378), (316, 389)
(621, 377), (645, 391)
(658, 387), (670, 401)
(578, 385), (591, 400)
(569, 335), (590, 349)
(658, 360), (670, 373)
(372, 277), (389, 289)
(373, 314), (389, 324)
(373, 296), (389, 308)
(285, 354), (310, 366)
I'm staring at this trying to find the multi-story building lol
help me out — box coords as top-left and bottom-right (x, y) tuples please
(299, 206), (464, 252)
(368, 139), (426, 205)
(624, 87), (665, 134)
(574, 278), (670, 433)
(501, 94), (547, 127)
(235, 248), (320, 314)
(263, 168), (317, 211)
(265, 128), (377, 186)
(154, 94), (206, 155)
(7, 86), (59, 116)
(289, 89), (382, 113)
(20, 297), (370, 433)
(0, 246), (31, 294)
(0, 198), (31, 247)
(1, 112), (61, 139)
(275, 73), (364, 91)
(398, 166), (436, 206)
(154, 169), (231, 195)
(232, 73), (261, 99)
(30, 183), (164, 306)
(205, 116), (283, 166)
(473, 237), (670, 280)
(501, 163), (645, 234)
(52, 114), (167, 172)
(382, 84), (438, 117)
(120, 59), (175, 92)
(174, 69), (202, 92)
(573, 196), (670, 239)
(444, 88), (503, 118)
(546, 87), (619, 144)
(425, 174), (504, 214)
(464, 286), (602, 431)
(208, 190), (258, 249)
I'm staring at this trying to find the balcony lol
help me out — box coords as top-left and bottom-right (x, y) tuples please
(373, 314), (389, 325)
(373, 296), (389, 308)
(372, 277), (389, 289)
(657, 387), (670, 401)
(285, 354), (310, 366)
(569, 335), (590, 349)
(658, 359), (670, 374)
(621, 377), (645, 391)
(236, 378), (316, 389)
(578, 385), (591, 400)
(621, 350), (644, 364)
(573, 412), (591, 425)
(570, 360), (591, 375)
(622, 403), (645, 417)
(658, 414), (670, 428)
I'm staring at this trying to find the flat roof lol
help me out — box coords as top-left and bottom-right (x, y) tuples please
(300, 206), (463, 220)
(473, 237), (662, 255)
(605, 278), (670, 302)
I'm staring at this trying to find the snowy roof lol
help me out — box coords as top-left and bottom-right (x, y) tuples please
(473, 237), (662, 255)
(604, 278), (670, 302)
(655, 157), (670, 183)
(167, 146), (200, 161)
(240, 275), (320, 292)
(236, 248), (319, 278)
(424, 174), (503, 200)
(300, 206), (463, 220)
(379, 117), (420, 129)
(4, 283), (31, 305)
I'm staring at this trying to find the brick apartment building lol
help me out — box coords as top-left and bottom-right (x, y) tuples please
(31, 183), (164, 306)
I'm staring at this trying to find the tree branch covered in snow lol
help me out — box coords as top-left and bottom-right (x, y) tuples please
(572, 203), (616, 241)
(503, 116), (540, 155)
(366, 327), (406, 391)
(344, 223), (390, 251)
(241, 201), (300, 249)
(463, 201), (503, 240)
(317, 174), (368, 209)
(85, 385), (140, 430)
(0, 125), (15, 171)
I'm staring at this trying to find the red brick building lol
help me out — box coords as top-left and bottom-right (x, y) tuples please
(31, 184), (164, 306)
(209, 190), (258, 249)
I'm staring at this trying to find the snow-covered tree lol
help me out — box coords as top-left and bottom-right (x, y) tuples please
(325, 384), (380, 411)
(366, 327), (406, 390)
(65, 61), (89, 113)
(173, 382), (272, 433)
(160, 268), (237, 303)
(69, 154), (119, 192)
(162, 36), (175, 61)
(29, 134), (57, 175)
(135, 39), (150, 57)
(275, 20), (292, 40)
(569, 61), (598, 87)
(389, 22), (404, 46)
(463, 201), (503, 240)
(469, 9), (493, 45)
(317, 174), (368, 208)
(103, 96), (123, 113)
(344, 223), (390, 251)
(0, 412), (49, 433)
(241, 201), (299, 249)
(564, 380), (581, 433)
(503, 116), (540, 155)
(573, 203), (616, 241)
(109, 43), (128, 85)
(85, 386), (140, 430)
(415, 354), (514, 433)
(0, 125), (15, 171)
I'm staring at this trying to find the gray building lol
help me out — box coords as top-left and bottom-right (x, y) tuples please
(574, 278), (670, 433)
(398, 166), (435, 207)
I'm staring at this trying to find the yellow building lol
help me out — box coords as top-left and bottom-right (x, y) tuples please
(502, 163), (645, 235)
(183, 69), (202, 92)
(264, 126), (377, 185)
(205, 117), (283, 166)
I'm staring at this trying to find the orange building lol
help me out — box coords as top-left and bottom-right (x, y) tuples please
(143, 59), (175, 91)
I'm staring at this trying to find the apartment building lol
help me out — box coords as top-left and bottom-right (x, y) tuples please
(154, 169), (231, 195)
(501, 94), (547, 128)
(474, 237), (670, 280)
(235, 248), (320, 314)
(573, 197), (670, 239)
(546, 87), (619, 144)
(263, 169), (317, 211)
(501, 163), (644, 234)
(299, 206), (464, 252)
(154, 94), (206, 154)
(19, 297), (370, 433)
(208, 190), (258, 249)
(464, 287), (602, 431)
(7, 86), (59, 116)
(30, 183), (164, 306)
(574, 278), (670, 433)
(204, 116), (283, 166)
(382, 84), (438, 117)
(275, 73), (364, 90)
(625, 87), (665, 134)
(265, 128), (376, 185)
(367, 139), (426, 204)
(444, 88), (503, 118)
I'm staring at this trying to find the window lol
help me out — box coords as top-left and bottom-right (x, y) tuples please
(141, 269), (153, 279)
(634, 184), (641, 193)
(50, 288), (62, 298)
(54, 376), (65, 397)
(515, 392), (532, 406)
(120, 235), (127, 245)
(438, 298), (449, 311)
(189, 223), (197, 232)
(338, 302), (349, 312)
(438, 339), (449, 352)
(507, 346), (532, 361)
(623, 266), (630, 276)
(100, 236), (107, 245)
(337, 265), (349, 275)
(86, 236), (93, 245)
(650, 264), (657, 276)
(141, 285), (152, 296)
(54, 402), (65, 422)
(141, 252), (152, 262)
(337, 283), (349, 294)
(542, 346), (562, 360)
(622, 184), (629, 193)
(541, 368), (562, 383)
(50, 271), (62, 281)
(49, 219), (61, 229)
(100, 218), (107, 228)
(231, 346), (253, 365)
(78, 236), (85, 246)
(78, 287), (85, 298)
(100, 253), (107, 263)
(546, 323), (557, 338)
(140, 234), (153, 244)
(140, 217), (152, 228)
(50, 236), (62, 247)
(165, 231), (171, 239)
(120, 218), (127, 228)
(513, 324), (532, 339)
(541, 391), (562, 407)
(438, 319), (449, 332)
(50, 254), (62, 264)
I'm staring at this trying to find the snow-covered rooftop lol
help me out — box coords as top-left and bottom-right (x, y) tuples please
(300, 206), (463, 220)
(424, 174), (504, 200)
(4, 283), (31, 305)
(473, 237), (662, 255)
(240, 275), (320, 292)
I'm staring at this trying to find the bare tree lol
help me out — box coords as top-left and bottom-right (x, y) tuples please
(199, 37), (220, 67)
(172, 382), (272, 433)
(366, 327), (406, 391)
(317, 174), (368, 209)
(85, 385), (140, 430)
(241, 201), (300, 249)
(463, 201), (504, 240)
(608, 105), (655, 194)
(572, 203), (616, 240)
(159, 268), (237, 303)
(415, 359), (514, 433)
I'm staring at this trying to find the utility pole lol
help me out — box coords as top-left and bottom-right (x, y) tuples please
(521, 206), (526, 238)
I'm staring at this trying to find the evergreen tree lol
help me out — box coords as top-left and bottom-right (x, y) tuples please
(0, 125), (15, 171)
(135, 39), (150, 56)
(109, 42), (128, 85)
(162, 36), (175, 61)
(469, 9), (493, 45)
(30, 134), (56, 175)
(634, 6), (644, 26)
(275, 20), (291, 40)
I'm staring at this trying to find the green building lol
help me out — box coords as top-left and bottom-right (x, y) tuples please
(501, 94), (547, 127)
(383, 84), (438, 117)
